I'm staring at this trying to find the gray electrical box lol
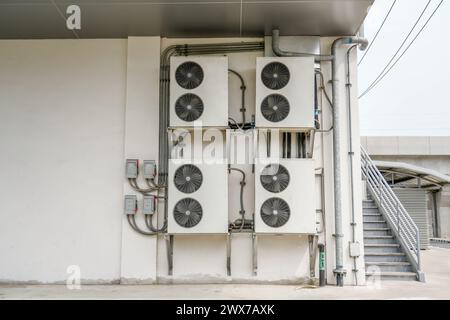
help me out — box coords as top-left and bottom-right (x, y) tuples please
(349, 242), (360, 257)
(124, 195), (137, 215)
(126, 159), (139, 179)
(143, 195), (155, 215)
(143, 160), (156, 180)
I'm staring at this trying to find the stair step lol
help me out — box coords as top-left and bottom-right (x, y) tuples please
(365, 243), (400, 247)
(363, 216), (385, 222)
(364, 228), (392, 236)
(365, 261), (413, 272)
(364, 235), (396, 244)
(363, 213), (382, 216)
(365, 271), (417, 281)
(365, 253), (408, 262)
(363, 207), (380, 212)
(364, 243), (401, 253)
(363, 221), (388, 229)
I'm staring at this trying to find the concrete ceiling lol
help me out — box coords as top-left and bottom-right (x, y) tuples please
(0, 0), (374, 39)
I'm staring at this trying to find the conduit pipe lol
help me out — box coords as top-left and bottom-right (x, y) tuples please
(346, 44), (358, 285)
(331, 36), (367, 287)
(272, 29), (333, 62)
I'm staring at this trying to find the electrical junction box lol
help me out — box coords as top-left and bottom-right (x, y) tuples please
(143, 195), (155, 215)
(126, 159), (139, 179)
(124, 195), (137, 215)
(143, 160), (156, 180)
(349, 242), (361, 257)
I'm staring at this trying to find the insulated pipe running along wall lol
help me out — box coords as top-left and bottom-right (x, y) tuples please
(330, 36), (367, 287)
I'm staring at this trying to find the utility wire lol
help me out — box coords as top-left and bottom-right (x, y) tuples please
(359, 0), (432, 99)
(359, 0), (443, 99)
(358, 0), (397, 66)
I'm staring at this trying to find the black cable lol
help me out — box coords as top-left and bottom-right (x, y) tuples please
(358, 0), (398, 66)
(359, 0), (444, 99)
(359, 0), (433, 99)
(228, 69), (247, 124)
(228, 167), (246, 231)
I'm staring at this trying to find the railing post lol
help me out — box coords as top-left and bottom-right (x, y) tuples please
(396, 201), (400, 233)
(416, 230), (421, 268)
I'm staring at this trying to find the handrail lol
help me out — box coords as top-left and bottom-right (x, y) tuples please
(361, 147), (422, 279)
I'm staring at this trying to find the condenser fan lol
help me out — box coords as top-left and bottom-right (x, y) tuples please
(260, 197), (290, 228)
(261, 62), (290, 90)
(261, 94), (290, 122)
(174, 164), (203, 193)
(175, 61), (204, 89)
(175, 93), (204, 122)
(173, 198), (203, 228)
(260, 164), (290, 193)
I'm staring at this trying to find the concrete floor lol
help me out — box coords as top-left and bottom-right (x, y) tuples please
(1, 247), (449, 300)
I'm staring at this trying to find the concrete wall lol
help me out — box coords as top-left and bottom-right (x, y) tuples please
(0, 39), (127, 283)
(0, 37), (365, 285)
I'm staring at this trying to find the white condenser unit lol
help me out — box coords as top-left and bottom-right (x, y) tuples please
(170, 56), (228, 128)
(168, 160), (228, 234)
(254, 159), (316, 234)
(255, 57), (315, 129)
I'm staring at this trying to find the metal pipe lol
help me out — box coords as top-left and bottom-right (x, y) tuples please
(331, 36), (368, 287)
(346, 44), (358, 286)
(272, 29), (334, 62)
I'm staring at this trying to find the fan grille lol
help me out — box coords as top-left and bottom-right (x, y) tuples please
(173, 198), (203, 228)
(261, 62), (290, 90)
(261, 94), (290, 122)
(260, 197), (290, 228)
(175, 93), (204, 122)
(260, 164), (290, 193)
(175, 61), (204, 89)
(174, 164), (203, 193)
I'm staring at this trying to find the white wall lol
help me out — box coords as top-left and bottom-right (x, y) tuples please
(0, 36), (365, 285)
(0, 39), (127, 283)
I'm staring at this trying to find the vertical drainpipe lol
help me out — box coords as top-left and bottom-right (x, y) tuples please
(331, 36), (368, 286)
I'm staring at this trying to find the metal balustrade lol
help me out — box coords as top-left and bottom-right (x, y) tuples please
(361, 147), (423, 280)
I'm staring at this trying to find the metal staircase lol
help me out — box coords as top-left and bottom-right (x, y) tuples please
(361, 147), (425, 282)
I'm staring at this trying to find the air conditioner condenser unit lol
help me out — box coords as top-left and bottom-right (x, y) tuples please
(255, 57), (315, 130)
(254, 159), (316, 234)
(168, 159), (229, 234)
(170, 56), (228, 128)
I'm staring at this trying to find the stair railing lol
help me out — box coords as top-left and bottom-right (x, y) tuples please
(361, 147), (423, 281)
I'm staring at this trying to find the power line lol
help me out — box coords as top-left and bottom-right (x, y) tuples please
(359, 0), (444, 100)
(358, 0), (432, 99)
(358, 0), (397, 66)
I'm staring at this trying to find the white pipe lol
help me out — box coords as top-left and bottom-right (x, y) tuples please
(331, 36), (368, 287)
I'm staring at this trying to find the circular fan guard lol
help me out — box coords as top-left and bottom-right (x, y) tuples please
(260, 197), (290, 228)
(175, 93), (204, 122)
(261, 62), (290, 90)
(173, 198), (203, 228)
(261, 94), (290, 122)
(260, 164), (290, 193)
(175, 61), (204, 89)
(174, 164), (203, 194)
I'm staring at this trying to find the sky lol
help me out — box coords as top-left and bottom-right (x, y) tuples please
(358, 0), (450, 136)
